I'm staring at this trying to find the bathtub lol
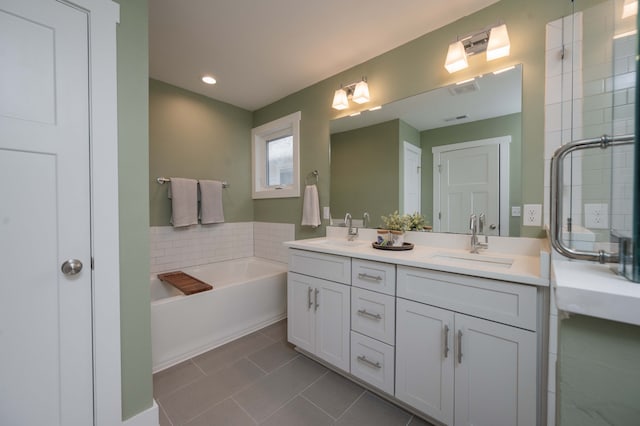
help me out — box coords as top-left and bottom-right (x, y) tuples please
(151, 257), (287, 372)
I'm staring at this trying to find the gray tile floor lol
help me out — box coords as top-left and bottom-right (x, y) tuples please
(155, 319), (433, 426)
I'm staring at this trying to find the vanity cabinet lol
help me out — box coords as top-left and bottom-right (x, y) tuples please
(349, 259), (397, 395)
(396, 266), (537, 426)
(287, 249), (351, 371)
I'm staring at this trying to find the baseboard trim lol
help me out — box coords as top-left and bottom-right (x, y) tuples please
(122, 400), (159, 426)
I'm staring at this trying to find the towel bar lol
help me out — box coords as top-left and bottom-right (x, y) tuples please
(157, 177), (229, 188)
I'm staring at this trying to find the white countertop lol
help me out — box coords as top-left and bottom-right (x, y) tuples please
(552, 258), (640, 326)
(284, 228), (550, 287)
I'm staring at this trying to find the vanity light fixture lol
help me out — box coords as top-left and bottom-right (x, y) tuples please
(331, 77), (370, 110)
(622, 0), (638, 18)
(445, 23), (511, 73)
(201, 75), (217, 85)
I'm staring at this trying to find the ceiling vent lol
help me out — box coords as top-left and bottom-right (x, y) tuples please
(444, 114), (469, 122)
(448, 80), (480, 96)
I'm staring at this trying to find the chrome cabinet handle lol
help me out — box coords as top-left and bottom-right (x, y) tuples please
(357, 309), (382, 320)
(314, 288), (319, 311)
(358, 273), (382, 281)
(61, 259), (83, 276)
(457, 330), (463, 364)
(307, 287), (313, 310)
(444, 325), (450, 358)
(357, 355), (381, 369)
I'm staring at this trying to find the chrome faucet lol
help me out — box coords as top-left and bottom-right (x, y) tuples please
(470, 213), (489, 253)
(363, 212), (370, 229)
(345, 212), (358, 240)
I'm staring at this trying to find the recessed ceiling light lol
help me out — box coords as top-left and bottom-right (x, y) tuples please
(201, 75), (217, 85)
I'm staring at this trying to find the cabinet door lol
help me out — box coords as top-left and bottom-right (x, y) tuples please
(396, 299), (454, 425)
(315, 279), (351, 371)
(454, 314), (536, 426)
(287, 272), (315, 353)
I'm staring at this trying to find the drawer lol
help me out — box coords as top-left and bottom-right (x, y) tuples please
(397, 266), (537, 331)
(350, 331), (395, 395)
(288, 249), (351, 284)
(352, 259), (396, 295)
(351, 287), (395, 345)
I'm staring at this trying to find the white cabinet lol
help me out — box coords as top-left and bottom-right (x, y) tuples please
(287, 271), (351, 371)
(454, 313), (536, 426)
(396, 268), (537, 426)
(396, 299), (454, 425)
(350, 331), (395, 395)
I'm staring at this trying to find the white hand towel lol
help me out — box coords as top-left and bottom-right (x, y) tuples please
(301, 184), (321, 228)
(199, 180), (225, 224)
(168, 178), (198, 227)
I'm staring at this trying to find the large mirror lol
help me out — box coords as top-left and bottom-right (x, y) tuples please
(330, 64), (522, 236)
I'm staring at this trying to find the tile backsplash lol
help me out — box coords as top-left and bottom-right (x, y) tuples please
(150, 222), (294, 274)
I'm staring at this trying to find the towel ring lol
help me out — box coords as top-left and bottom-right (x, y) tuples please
(305, 170), (319, 185)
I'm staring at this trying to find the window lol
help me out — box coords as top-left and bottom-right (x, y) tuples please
(252, 111), (300, 199)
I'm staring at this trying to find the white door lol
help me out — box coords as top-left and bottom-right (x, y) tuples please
(315, 280), (350, 371)
(0, 1), (94, 425)
(287, 273), (315, 354)
(435, 143), (500, 234)
(454, 314), (536, 426)
(395, 299), (454, 425)
(403, 142), (422, 215)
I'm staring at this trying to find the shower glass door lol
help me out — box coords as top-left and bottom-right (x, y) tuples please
(559, 0), (637, 280)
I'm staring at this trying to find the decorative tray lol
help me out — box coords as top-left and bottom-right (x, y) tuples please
(372, 242), (414, 251)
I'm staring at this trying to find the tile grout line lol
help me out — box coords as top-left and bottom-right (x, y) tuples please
(298, 392), (340, 422)
(229, 395), (260, 426)
(157, 401), (174, 426)
(333, 388), (367, 423)
(244, 355), (271, 375)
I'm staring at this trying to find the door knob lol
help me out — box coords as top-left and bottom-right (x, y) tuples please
(61, 259), (83, 276)
(489, 224), (497, 230)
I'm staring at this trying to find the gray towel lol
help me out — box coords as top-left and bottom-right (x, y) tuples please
(168, 178), (198, 227)
(199, 180), (225, 224)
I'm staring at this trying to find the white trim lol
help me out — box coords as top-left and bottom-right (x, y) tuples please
(432, 136), (511, 236)
(122, 400), (159, 426)
(252, 111), (301, 199)
(63, 0), (123, 424)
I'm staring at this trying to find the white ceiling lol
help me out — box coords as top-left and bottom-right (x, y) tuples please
(149, 0), (501, 111)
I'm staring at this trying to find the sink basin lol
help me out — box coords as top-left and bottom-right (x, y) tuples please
(305, 238), (368, 248)
(431, 252), (514, 269)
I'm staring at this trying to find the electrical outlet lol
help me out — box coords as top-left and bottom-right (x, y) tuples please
(323, 206), (330, 220)
(584, 203), (608, 229)
(523, 204), (542, 226)
(511, 206), (521, 217)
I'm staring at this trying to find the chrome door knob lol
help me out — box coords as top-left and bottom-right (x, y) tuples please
(61, 259), (83, 276)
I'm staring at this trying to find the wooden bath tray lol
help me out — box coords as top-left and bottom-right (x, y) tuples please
(157, 271), (213, 295)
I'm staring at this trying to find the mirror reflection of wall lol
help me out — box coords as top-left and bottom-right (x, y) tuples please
(330, 65), (522, 235)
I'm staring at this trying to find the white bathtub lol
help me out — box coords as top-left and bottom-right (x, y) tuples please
(151, 257), (287, 372)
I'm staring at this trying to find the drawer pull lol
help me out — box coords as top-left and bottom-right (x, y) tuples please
(444, 325), (450, 358)
(357, 355), (381, 369)
(314, 288), (319, 311)
(457, 330), (463, 364)
(358, 273), (382, 281)
(307, 287), (313, 310)
(357, 309), (382, 320)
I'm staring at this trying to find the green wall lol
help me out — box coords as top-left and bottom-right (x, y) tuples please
(557, 315), (640, 425)
(421, 113), (522, 236)
(115, 0), (153, 420)
(149, 79), (254, 226)
(253, 0), (579, 239)
(330, 120), (400, 227)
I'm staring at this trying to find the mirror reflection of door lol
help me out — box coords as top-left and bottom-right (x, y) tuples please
(403, 141), (422, 215)
(433, 137), (510, 235)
